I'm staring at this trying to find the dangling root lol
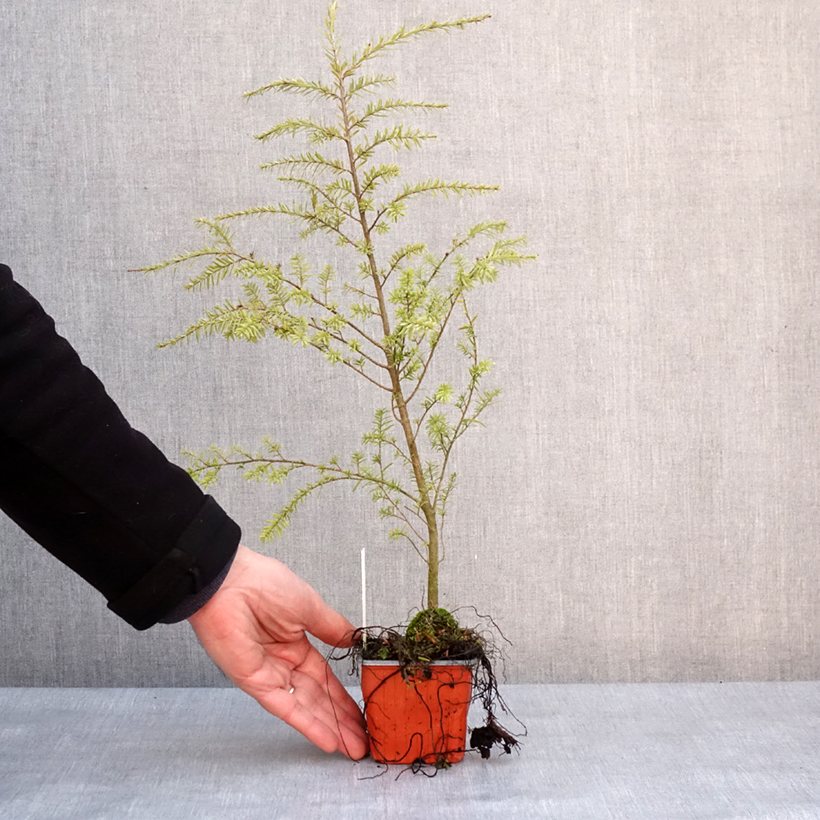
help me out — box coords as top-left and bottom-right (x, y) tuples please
(470, 715), (519, 758)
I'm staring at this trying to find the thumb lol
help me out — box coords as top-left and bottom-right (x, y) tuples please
(303, 588), (359, 649)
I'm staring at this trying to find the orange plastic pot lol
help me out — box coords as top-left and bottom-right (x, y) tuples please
(361, 660), (474, 765)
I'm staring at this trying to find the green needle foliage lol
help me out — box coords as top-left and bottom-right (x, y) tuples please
(143, 2), (534, 609)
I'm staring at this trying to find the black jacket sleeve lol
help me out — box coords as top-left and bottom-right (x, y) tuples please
(0, 264), (241, 630)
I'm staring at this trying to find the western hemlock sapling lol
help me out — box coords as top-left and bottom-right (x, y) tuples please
(143, 1), (534, 616)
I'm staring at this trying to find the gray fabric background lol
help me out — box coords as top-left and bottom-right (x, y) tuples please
(0, 0), (818, 686)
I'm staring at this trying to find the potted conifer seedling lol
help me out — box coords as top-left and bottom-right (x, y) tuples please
(143, 1), (532, 767)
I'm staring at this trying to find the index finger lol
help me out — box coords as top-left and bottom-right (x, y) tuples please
(259, 687), (368, 759)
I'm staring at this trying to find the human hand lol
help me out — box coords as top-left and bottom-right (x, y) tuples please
(187, 544), (368, 759)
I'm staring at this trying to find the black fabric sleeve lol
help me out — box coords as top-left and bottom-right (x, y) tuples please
(0, 264), (241, 630)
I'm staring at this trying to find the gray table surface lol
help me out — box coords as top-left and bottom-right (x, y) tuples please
(1, 683), (819, 820)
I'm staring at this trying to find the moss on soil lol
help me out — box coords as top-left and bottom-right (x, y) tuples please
(360, 607), (483, 664)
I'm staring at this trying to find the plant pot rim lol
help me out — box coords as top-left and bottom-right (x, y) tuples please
(361, 659), (477, 667)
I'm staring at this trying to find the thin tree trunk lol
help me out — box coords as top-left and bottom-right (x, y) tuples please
(338, 80), (440, 608)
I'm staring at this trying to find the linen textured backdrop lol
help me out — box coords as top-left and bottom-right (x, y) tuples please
(1, 0), (818, 686)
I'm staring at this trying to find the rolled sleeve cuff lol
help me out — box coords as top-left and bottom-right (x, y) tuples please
(107, 496), (241, 630)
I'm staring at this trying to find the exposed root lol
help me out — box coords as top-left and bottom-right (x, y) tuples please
(470, 715), (519, 759)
